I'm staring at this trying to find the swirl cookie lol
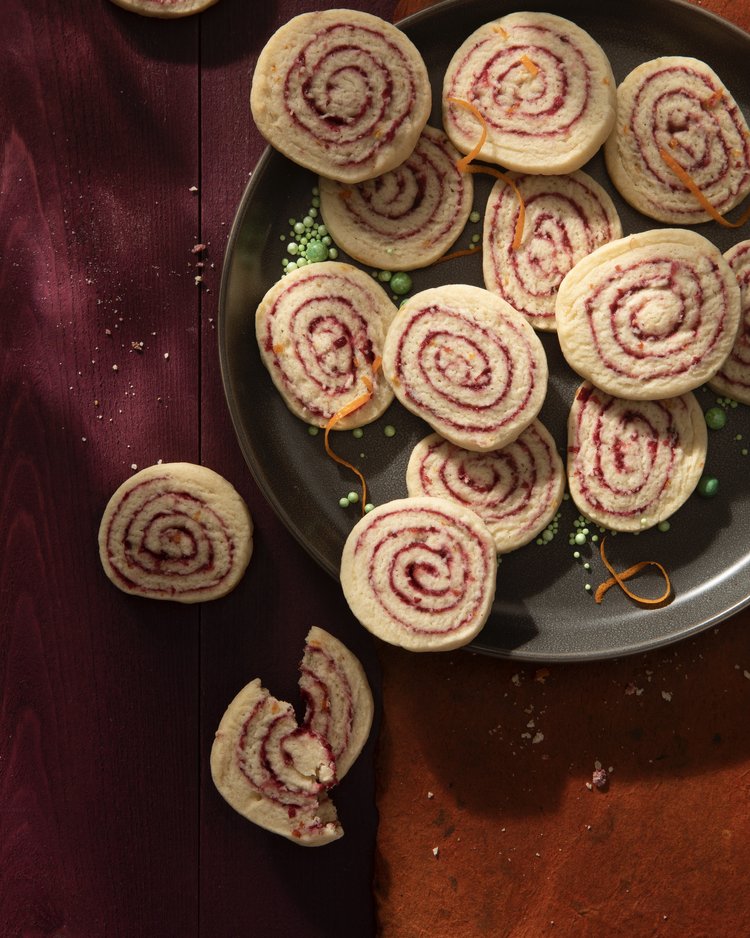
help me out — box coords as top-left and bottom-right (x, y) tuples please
(556, 229), (741, 400)
(98, 463), (252, 603)
(406, 423), (565, 554)
(381, 284), (548, 451)
(708, 240), (750, 404)
(256, 262), (396, 429)
(318, 126), (473, 270)
(210, 627), (373, 846)
(340, 496), (497, 652)
(442, 12), (616, 174)
(567, 382), (707, 533)
(604, 56), (750, 224)
(251, 10), (431, 183)
(483, 171), (621, 331)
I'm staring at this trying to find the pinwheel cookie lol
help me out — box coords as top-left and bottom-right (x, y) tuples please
(251, 10), (431, 183)
(406, 423), (565, 554)
(605, 56), (750, 224)
(341, 496), (497, 652)
(709, 240), (750, 404)
(211, 627), (373, 846)
(256, 262), (396, 429)
(381, 284), (548, 451)
(483, 170), (621, 331)
(98, 463), (252, 602)
(556, 228), (741, 400)
(318, 125), (473, 270)
(442, 12), (616, 174)
(567, 382), (707, 533)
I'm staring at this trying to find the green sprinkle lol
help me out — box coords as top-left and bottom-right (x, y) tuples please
(743, 449), (749, 456)
(378, 270), (392, 282)
(574, 532), (586, 545)
(704, 406), (727, 430)
(286, 262), (298, 272)
(583, 562), (591, 571)
(584, 583), (592, 592)
(303, 215), (314, 227)
(390, 271), (413, 295)
(542, 529), (553, 542)
(311, 196), (320, 208)
(339, 497), (350, 508)
(364, 503), (375, 513)
(573, 551), (581, 560)
(384, 425), (396, 438)
(306, 240), (328, 263)
(471, 233), (481, 244)
(697, 474), (719, 497)
(469, 210), (481, 223)
(308, 426), (319, 436)
(657, 521), (671, 532)
(347, 491), (359, 504)
(352, 428), (364, 439)
(328, 248), (338, 260)
(287, 242), (299, 256)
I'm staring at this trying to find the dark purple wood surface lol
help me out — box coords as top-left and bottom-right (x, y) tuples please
(1, 1), (393, 934)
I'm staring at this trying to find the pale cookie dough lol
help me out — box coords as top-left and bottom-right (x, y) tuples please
(442, 11), (616, 174)
(382, 284), (548, 451)
(256, 262), (396, 429)
(340, 496), (497, 652)
(98, 463), (253, 602)
(406, 423), (565, 554)
(567, 382), (707, 533)
(708, 239), (750, 404)
(319, 125), (473, 270)
(483, 170), (621, 331)
(251, 9), (431, 183)
(604, 56), (750, 224)
(556, 228), (741, 400)
(211, 627), (373, 846)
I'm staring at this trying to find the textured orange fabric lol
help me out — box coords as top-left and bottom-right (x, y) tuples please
(374, 615), (750, 937)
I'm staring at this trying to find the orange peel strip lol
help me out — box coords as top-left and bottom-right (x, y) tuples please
(446, 95), (487, 173)
(519, 54), (539, 77)
(432, 245), (483, 265)
(323, 360), (381, 514)
(659, 147), (750, 229)
(594, 537), (672, 606)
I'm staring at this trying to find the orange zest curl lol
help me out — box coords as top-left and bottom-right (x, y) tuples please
(659, 146), (750, 229)
(446, 96), (527, 250)
(323, 358), (382, 514)
(594, 537), (672, 607)
(433, 245), (483, 265)
(519, 54), (539, 78)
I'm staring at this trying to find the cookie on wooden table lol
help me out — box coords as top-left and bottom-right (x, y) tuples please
(556, 228), (741, 400)
(340, 496), (497, 652)
(604, 56), (750, 224)
(442, 11), (616, 174)
(98, 462), (253, 602)
(251, 9), (431, 183)
(567, 382), (707, 533)
(210, 627), (373, 846)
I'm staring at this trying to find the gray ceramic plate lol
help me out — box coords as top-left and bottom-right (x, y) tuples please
(219, 0), (750, 661)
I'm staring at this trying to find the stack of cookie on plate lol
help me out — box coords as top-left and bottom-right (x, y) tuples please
(249, 9), (750, 656)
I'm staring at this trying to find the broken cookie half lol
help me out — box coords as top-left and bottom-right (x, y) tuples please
(210, 627), (374, 846)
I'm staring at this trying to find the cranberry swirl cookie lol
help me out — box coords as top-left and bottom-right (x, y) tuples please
(341, 496), (497, 652)
(567, 382), (707, 533)
(98, 463), (252, 602)
(605, 56), (750, 224)
(318, 126), (473, 270)
(556, 229), (741, 400)
(211, 628), (373, 846)
(483, 170), (621, 331)
(442, 12), (616, 174)
(708, 240), (750, 405)
(381, 284), (548, 451)
(405, 423), (565, 554)
(256, 262), (396, 429)
(251, 10), (431, 183)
